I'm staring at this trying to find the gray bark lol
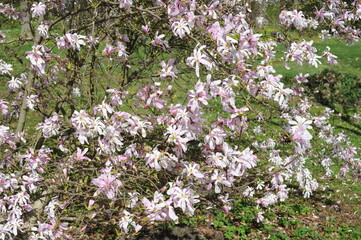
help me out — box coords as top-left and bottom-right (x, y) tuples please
(16, 8), (43, 133)
(20, 1), (34, 39)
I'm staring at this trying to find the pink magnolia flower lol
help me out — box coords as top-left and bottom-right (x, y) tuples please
(22, 173), (43, 193)
(217, 36), (238, 62)
(165, 125), (190, 151)
(279, 10), (308, 30)
(36, 112), (63, 138)
(167, 186), (200, 215)
(203, 1), (220, 19)
(119, 0), (133, 10)
(92, 168), (122, 200)
(0, 223), (12, 239)
(285, 40), (322, 68)
(26, 95), (39, 111)
(127, 116), (153, 138)
(208, 152), (229, 169)
(294, 73), (309, 84)
(94, 100), (114, 119)
(227, 147), (258, 177)
(229, 105), (250, 119)
(207, 21), (226, 41)
(314, 7), (327, 22)
(151, 31), (169, 50)
(145, 148), (178, 171)
(106, 89), (127, 106)
(0, 172), (11, 193)
(160, 58), (178, 80)
(21, 147), (52, 173)
(276, 184), (289, 201)
(289, 116), (312, 134)
(102, 126), (124, 152)
(167, 1), (190, 16)
(14, 187), (30, 207)
(141, 24), (150, 34)
(204, 127), (226, 150)
(256, 211), (264, 223)
(57, 33), (86, 51)
(127, 192), (139, 208)
(323, 46), (338, 65)
(188, 80), (210, 111)
(116, 41), (128, 58)
(243, 186), (255, 198)
(102, 44), (116, 57)
(170, 104), (191, 127)
(26, 45), (46, 75)
(257, 193), (278, 207)
(292, 125), (313, 142)
(72, 148), (91, 161)
(31, 2), (46, 18)
(0, 100), (9, 115)
(66, 33), (86, 50)
(146, 90), (166, 110)
(142, 192), (178, 223)
(274, 85), (293, 108)
(218, 193), (233, 214)
(8, 217), (24, 236)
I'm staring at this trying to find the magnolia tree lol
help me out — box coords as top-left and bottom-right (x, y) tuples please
(0, 0), (360, 239)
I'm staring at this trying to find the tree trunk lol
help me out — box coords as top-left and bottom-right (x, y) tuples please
(16, 70), (35, 133)
(16, 9), (43, 133)
(20, 1), (34, 39)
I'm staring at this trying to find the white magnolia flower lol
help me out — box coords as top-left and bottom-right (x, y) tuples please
(172, 18), (191, 38)
(37, 24), (49, 38)
(186, 45), (213, 77)
(7, 77), (23, 91)
(31, 2), (46, 18)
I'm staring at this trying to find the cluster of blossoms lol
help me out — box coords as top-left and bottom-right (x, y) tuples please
(36, 113), (63, 138)
(279, 10), (318, 30)
(285, 40), (322, 68)
(102, 42), (128, 59)
(56, 33), (87, 51)
(159, 58), (178, 80)
(0, 144), (70, 239)
(167, 0), (197, 39)
(0, 0), (360, 239)
(29, 198), (69, 239)
(289, 116), (313, 154)
(0, 3), (20, 20)
(25, 45), (48, 75)
(316, 2), (361, 45)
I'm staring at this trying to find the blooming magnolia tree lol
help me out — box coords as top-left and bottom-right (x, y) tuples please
(0, 0), (360, 238)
